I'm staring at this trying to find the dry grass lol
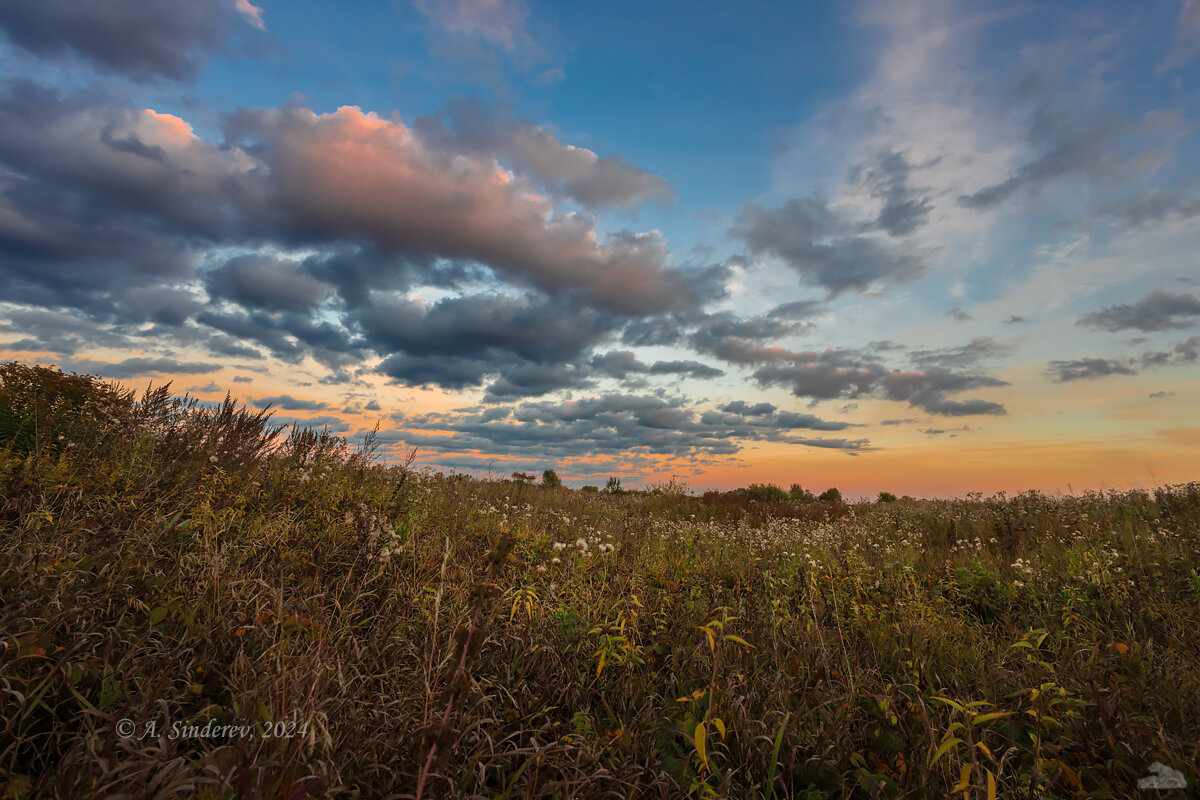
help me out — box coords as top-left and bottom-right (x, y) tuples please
(2, 362), (1198, 798)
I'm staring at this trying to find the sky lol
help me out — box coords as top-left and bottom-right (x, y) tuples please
(1, 0), (1198, 498)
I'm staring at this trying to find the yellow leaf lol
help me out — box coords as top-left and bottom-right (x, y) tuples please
(725, 634), (755, 649)
(694, 722), (708, 771)
(596, 650), (606, 677)
(951, 764), (972, 792)
(972, 712), (1012, 726)
(987, 769), (997, 800)
(713, 717), (726, 740)
(931, 737), (962, 766)
(975, 741), (995, 762)
(932, 696), (965, 712)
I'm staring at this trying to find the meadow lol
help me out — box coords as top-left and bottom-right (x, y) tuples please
(2, 362), (1198, 798)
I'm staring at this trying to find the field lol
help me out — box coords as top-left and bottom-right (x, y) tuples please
(2, 362), (1198, 798)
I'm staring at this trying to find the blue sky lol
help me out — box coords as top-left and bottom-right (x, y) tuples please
(1, 0), (1198, 496)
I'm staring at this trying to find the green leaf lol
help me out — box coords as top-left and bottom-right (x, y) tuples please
(149, 606), (168, 625)
(766, 712), (789, 800)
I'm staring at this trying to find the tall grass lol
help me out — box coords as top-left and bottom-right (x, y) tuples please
(2, 362), (1198, 797)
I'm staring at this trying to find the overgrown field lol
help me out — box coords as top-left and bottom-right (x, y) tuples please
(2, 362), (1199, 798)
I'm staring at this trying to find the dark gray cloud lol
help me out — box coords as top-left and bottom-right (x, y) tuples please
(1045, 357), (1137, 382)
(252, 395), (330, 411)
(746, 347), (1009, 417)
(1003, 315), (1028, 324)
(413, 97), (674, 211)
(272, 414), (350, 434)
(731, 197), (927, 296)
(848, 149), (934, 237)
(1148, 390), (1175, 399)
(1106, 190), (1200, 229)
(588, 350), (724, 382)
(909, 337), (1014, 370)
(383, 392), (870, 460)
(57, 356), (219, 379)
(1139, 335), (1200, 368)
(959, 110), (1120, 209)
(1077, 289), (1200, 333)
(0, 0), (261, 82)
(206, 255), (333, 314)
(1047, 335), (1200, 382)
(946, 304), (971, 322)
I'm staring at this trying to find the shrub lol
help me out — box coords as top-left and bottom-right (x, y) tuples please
(603, 476), (623, 494)
(738, 483), (789, 503)
(542, 468), (562, 488)
(580, 485), (599, 493)
(878, 491), (898, 503)
(818, 487), (843, 503)
(789, 483), (816, 503)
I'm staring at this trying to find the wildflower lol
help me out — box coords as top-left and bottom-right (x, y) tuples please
(552, 542), (567, 552)
(551, 557), (562, 566)
(209, 455), (218, 464)
(575, 538), (588, 551)
(537, 565), (547, 574)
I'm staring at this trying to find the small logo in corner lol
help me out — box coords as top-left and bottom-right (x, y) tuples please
(1138, 762), (1187, 790)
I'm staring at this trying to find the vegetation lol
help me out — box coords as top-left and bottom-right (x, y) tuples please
(541, 469), (562, 489)
(2, 363), (1199, 798)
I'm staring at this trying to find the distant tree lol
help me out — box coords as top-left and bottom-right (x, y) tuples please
(541, 468), (562, 488)
(604, 476), (623, 494)
(738, 483), (788, 503)
(511, 471), (535, 484)
(789, 483), (816, 503)
(818, 487), (842, 503)
(877, 491), (898, 503)
(581, 485), (599, 493)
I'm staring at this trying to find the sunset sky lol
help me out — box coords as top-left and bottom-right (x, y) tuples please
(1, 0), (1198, 497)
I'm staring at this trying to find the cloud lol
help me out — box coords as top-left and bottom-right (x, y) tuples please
(224, 104), (708, 315)
(909, 337), (1013, 370)
(1148, 390), (1175, 399)
(0, 0), (259, 81)
(588, 350), (725, 382)
(356, 292), (618, 394)
(56, 356), (219, 379)
(848, 149), (934, 236)
(414, 0), (532, 54)
(1106, 189), (1200, 229)
(272, 414), (350, 433)
(235, 0), (266, 30)
(384, 392), (871, 461)
(206, 254), (334, 314)
(946, 304), (971, 322)
(1045, 357), (1137, 382)
(414, 98), (674, 210)
(730, 197), (927, 296)
(252, 395), (330, 411)
(1077, 289), (1200, 332)
(1158, 0), (1200, 72)
(0, 83), (727, 396)
(742, 345), (1009, 417)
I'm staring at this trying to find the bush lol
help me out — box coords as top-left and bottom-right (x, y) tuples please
(603, 476), (623, 494)
(789, 483), (816, 503)
(818, 487), (842, 503)
(738, 483), (789, 503)
(580, 485), (599, 493)
(542, 469), (562, 488)
(878, 491), (898, 503)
